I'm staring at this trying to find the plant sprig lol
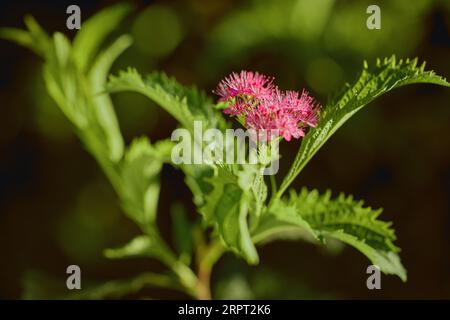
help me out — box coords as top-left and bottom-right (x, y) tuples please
(2, 3), (449, 299)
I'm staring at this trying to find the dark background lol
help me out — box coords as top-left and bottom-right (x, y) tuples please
(1, 0), (449, 299)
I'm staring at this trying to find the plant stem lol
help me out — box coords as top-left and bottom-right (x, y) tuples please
(194, 239), (225, 300)
(270, 174), (277, 200)
(172, 261), (199, 297)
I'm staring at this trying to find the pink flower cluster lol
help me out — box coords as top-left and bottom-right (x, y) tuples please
(215, 71), (319, 141)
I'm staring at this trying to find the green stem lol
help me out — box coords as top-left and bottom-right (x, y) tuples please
(195, 239), (225, 300)
(270, 174), (277, 200)
(171, 261), (199, 297)
(275, 180), (289, 201)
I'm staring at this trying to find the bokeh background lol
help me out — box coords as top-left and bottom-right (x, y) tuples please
(1, 0), (450, 299)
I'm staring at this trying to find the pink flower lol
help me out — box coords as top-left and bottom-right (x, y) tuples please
(246, 89), (317, 141)
(215, 71), (320, 141)
(282, 90), (319, 128)
(214, 71), (274, 115)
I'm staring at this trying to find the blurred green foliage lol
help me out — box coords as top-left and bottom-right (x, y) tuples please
(132, 5), (184, 58)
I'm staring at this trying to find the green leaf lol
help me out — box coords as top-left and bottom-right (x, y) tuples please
(278, 56), (450, 196)
(200, 166), (259, 264)
(249, 171), (268, 218)
(106, 68), (229, 217)
(235, 164), (268, 218)
(0, 28), (35, 52)
(104, 235), (157, 259)
(2, 10), (129, 164)
(67, 272), (182, 300)
(72, 3), (132, 71)
(252, 197), (318, 244)
(256, 188), (406, 281)
(53, 32), (72, 67)
(104, 233), (197, 292)
(293, 189), (398, 250)
(182, 164), (215, 207)
(22, 269), (182, 300)
(42, 32), (90, 128)
(88, 34), (132, 162)
(22, 15), (52, 56)
(171, 203), (193, 263)
(326, 231), (406, 281)
(104, 232), (179, 266)
(120, 137), (173, 225)
(106, 68), (227, 131)
(40, 38), (123, 174)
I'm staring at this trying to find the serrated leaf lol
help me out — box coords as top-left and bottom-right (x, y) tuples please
(278, 56), (450, 195)
(291, 189), (398, 253)
(326, 231), (406, 281)
(106, 68), (227, 131)
(255, 188), (406, 280)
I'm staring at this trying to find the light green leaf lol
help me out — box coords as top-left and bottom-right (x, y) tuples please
(236, 164), (268, 218)
(2, 11), (128, 164)
(104, 235), (156, 259)
(249, 171), (268, 218)
(278, 56), (450, 196)
(72, 3), (132, 71)
(53, 32), (71, 68)
(104, 233), (194, 290)
(104, 231), (178, 265)
(23, 15), (51, 55)
(120, 137), (173, 225)
(200, 166), (259, 264)
(41, 33), (89, 129)
(88, 34), (132, 162)
(0, 28), (35, 52)
(252, 197), (318, 244)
